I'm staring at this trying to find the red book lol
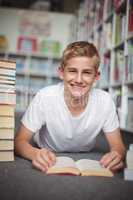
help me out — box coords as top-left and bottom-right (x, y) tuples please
(128, 7), (133, 33)
(17, 36), (37, 53)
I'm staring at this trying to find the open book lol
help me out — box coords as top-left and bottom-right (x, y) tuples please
(47, 156), (113, 177)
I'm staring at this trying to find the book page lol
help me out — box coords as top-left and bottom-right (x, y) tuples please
(76, 159), (102, 171)
(51, 156), (76, 168)
(47, 156), (80, 175)
(75, 159), (113, 177)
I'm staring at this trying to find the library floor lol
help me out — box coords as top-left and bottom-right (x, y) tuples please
(1, 114), (133, 200)
(0, 152), (133, 200)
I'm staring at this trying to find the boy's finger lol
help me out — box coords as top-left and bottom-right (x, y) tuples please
(32, 159), (48, 172)
(48, 151), (56, 162)
(40, 151), (52, 167)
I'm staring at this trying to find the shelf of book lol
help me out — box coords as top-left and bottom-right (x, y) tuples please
(4, 60), (58, 113)
(76, 0), (133, 133)
(0, 39), (62, 114)
(0, 7), (74, 113)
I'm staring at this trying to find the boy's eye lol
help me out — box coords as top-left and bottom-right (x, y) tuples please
(68, 69), (76, 73)
(84, 72), (90, 74)
(83, 71), (92, 75)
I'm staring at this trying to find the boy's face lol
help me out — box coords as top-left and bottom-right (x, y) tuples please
(58, 56), (100, 99)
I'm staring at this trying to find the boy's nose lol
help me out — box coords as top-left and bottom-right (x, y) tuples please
(75, 73), (83, 83)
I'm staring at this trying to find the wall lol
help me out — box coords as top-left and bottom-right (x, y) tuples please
(0, 7), (74, 54)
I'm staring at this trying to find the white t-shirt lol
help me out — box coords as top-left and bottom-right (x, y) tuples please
(21, 83), (119, 152)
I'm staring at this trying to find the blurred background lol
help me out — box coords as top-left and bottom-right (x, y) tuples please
(0, 0), (133, 137)
(0, 0), (80, 13)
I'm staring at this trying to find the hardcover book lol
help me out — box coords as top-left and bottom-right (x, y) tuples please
(0, 140), (14, 150)
(0, 60), (16, 69)
(0, 151), (14, 161)
(47, 156), (113, 177)
(0, 117), (14, 128)
(0, 105), (14, 116)
(0, 128), (14, 139)
(0, 92), (16, 105)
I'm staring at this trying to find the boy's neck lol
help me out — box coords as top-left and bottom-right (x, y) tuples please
(64, 92), (89, 116)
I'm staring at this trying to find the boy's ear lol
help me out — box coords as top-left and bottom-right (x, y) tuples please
(58, 66), (64, 80)
(95, 71), (100, 80)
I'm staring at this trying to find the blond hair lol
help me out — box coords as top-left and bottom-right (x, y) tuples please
(60, 41), (100, 69)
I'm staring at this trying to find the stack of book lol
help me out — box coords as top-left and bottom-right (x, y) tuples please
(124, 144), (133, 181)
(0, 60), (16, 161)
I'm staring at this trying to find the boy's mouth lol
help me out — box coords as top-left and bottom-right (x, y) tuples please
(70, 84), (86, 90)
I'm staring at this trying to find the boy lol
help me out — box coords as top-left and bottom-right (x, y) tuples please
(15, 41), (126, 172)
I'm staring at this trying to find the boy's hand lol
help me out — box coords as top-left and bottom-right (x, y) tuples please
(100, 151), (124, 172)
(32, 148), (56, 172)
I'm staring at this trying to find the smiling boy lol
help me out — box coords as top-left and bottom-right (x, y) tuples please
(15, 41), (126, 172)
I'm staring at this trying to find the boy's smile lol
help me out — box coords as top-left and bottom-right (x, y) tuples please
(59, 56), (100, 100)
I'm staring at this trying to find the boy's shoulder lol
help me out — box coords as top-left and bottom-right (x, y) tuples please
(91, 88), (112, 104)
(37, 82), (62, 97)
(92, 88), (110, 97)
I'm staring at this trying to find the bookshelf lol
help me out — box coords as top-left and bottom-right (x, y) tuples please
(76, 0), (133, 133)
(0, 7), (74, 113)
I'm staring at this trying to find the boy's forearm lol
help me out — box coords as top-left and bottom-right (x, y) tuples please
(15, 140), (39, 161)
(111, 144), (126, 159)
(105, 129), (126, 160)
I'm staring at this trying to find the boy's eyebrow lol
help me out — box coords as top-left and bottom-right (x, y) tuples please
(67, 67), (77, 70)
(66, 67), (95, 72)
(82, 69), (94, 72)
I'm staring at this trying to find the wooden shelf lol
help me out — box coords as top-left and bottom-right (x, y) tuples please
(126, 33), (133, 41)
(76, 0), (133, 134)
(110, 82), (122, 88)
(125, 81), (133, 85)
(7, 51), (61, 60)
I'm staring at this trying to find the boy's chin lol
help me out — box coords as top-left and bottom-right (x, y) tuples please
(71, 92), (85, 99)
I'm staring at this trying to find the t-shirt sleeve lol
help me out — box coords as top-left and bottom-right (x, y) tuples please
(21, 91), (46, 133)
(102, 96), (120, 133)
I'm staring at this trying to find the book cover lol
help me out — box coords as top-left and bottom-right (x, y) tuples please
(124, 143), (133, 180)
(126, 149), (133, 169)
(128, 6), (133, 33)
(17, 36), (37, 53)
(127, 97), (133, 130)
(0, 35), (8, 51)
